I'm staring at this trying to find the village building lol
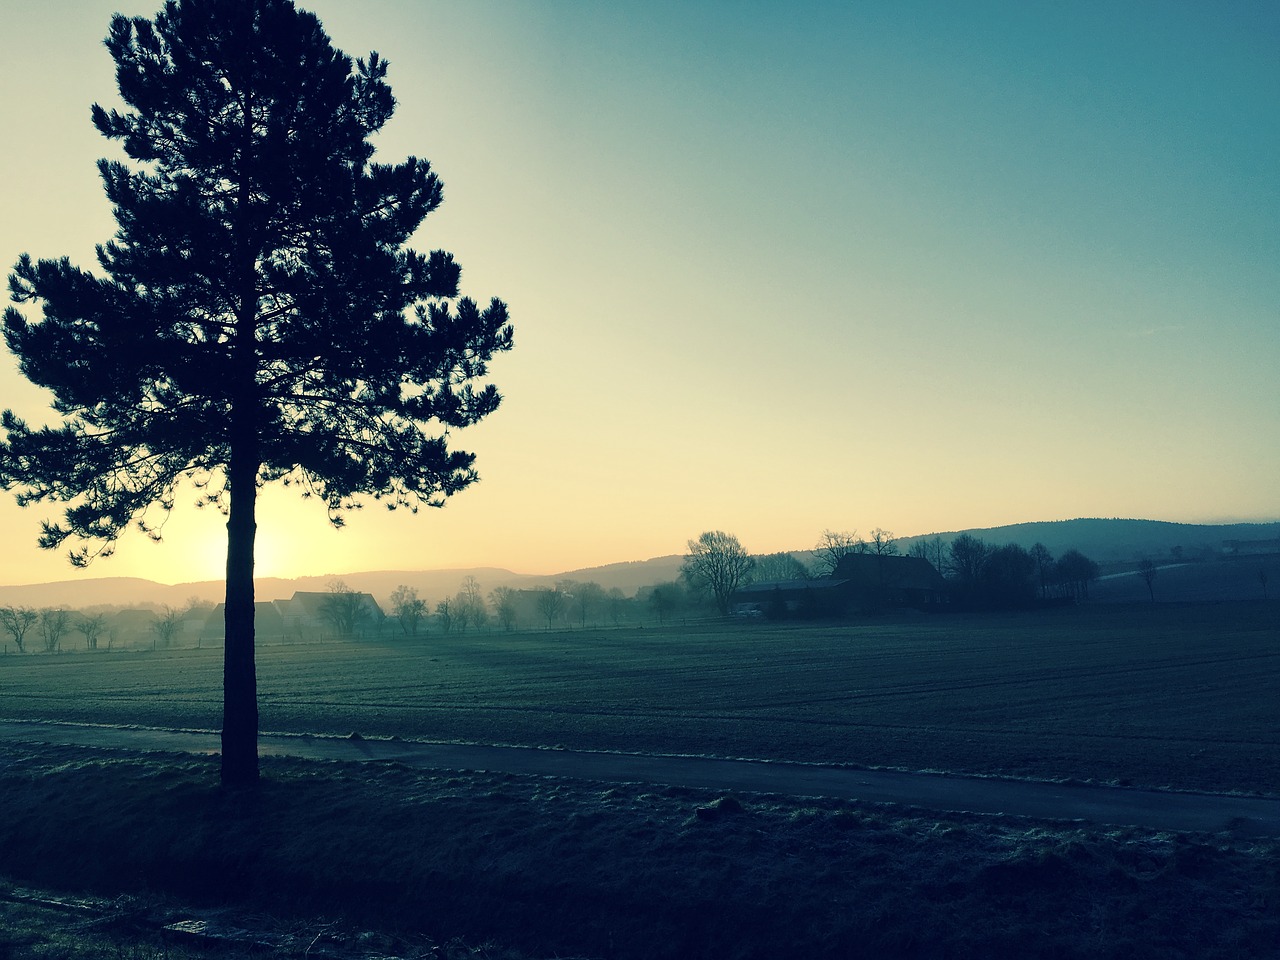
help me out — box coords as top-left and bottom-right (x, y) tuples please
(732, 554), (947, 618)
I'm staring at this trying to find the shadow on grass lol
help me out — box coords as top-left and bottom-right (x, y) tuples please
(2, 743), (1278, 959)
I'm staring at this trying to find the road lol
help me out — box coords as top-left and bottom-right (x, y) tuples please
(2, 718), (1278, 835)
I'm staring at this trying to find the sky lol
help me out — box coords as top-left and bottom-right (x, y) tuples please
(0, 0), (1276, 586)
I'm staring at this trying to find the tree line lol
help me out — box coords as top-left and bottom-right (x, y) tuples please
(675, 527), (1103, 616)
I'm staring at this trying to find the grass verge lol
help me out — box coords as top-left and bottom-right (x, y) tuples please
(2, 742), (1278, 959)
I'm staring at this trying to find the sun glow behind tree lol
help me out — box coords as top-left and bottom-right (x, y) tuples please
(0, 0), (513, 784)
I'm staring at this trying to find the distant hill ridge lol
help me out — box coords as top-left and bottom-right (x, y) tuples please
(0, 518), (1275, 609)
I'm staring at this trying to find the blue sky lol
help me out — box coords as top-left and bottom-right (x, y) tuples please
(0, 1), (1276, 584)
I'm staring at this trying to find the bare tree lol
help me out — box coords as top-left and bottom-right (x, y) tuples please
(1259, 567), (1270, 600)
(752, 552), (810, 583)
(460, 576), (488, 632)
(606, 587), (628, 625)
(573, 581), (606, 628)
(434, 598), (453, 634)
(1138, 560), (1158, 601)
(0, 606), (39, 653)
(867, 528), (899, 557)
(79, 612), (109, 651)
(1055, 550), (1100, 601)
(152, 605), (184, 649)
(390, 585), (427, 637)
(647, 582), (684, 624)
(320, 580), (367, 639)
(1030, 543), (1054, 599)
(946, 534), (992, 589)
(37, 608), (72, 653)
(489, 586), (518, 631)
(813, 529), (863, 576)
(534, 586), (565, 629)
(681, 530), (754, 616)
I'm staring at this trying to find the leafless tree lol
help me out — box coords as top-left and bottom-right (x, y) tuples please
(752, 552), (810, 583)
(573, 581), (606, 628)
(813, 529), (863, 576)
(534, 586), (565, 629)
(1030, 543), (1054, 599)
(0, 606), (39, 653)
(320, 580), (367, 639)
(152, 605), (184, 649)
(1138, 560), (1158, 601)
(647, 582), (684, 624)
(867, 528), (899, 557)
(390, 584), (427, 637)
(79, 612), (109, 650)
(489, 586), (518, 631)
(681, 530), (754, 616)
(37, 608), (72, 653)
(434, 598), (453, 634)
(459, 576), (488, 631)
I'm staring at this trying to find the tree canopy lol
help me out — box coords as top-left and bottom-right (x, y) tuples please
(0, 0), (512, 783)
(682, 530), (754, 616)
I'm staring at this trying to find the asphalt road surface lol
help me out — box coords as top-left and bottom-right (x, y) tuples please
(2, 719), (1278, 835)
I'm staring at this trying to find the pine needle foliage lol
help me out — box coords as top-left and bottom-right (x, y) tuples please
(0, 0), (513, 783)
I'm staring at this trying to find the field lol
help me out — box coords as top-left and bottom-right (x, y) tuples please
(2, 602), (1279, 959)
(4, 601), (1279, 793)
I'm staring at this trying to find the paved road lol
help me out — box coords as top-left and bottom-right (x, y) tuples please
(3, 719), (1278, 836)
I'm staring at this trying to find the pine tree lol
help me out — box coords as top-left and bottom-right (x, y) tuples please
(0, 0), (513, 785)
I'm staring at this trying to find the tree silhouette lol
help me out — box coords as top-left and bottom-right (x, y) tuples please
(0, 0), (512, 784)
(0, 606), (38, 654)
(682, 530), (754, 616)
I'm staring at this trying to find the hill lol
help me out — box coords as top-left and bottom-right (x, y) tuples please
(897, 518), (1280, 565)
(1, 518), (1274, 610)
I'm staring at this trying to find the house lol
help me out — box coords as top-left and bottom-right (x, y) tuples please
(831, 553), (948, 609)
(731, 554), (948, 618)
(731, 578), (853, 618)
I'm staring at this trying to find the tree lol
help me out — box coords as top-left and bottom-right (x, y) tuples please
(573, 581), (606, 628)
(605, 587), (628, 625)
(982, 544), (1037, 607)
(434, 598), (452, 634)
(0, 1), (512, 784)
(647, 582), (684, 624)
(1030, 543), (1054, 599)
(1055, 550), (1100, 601)
(907, 536), (946, 572)
(946, 534), (991, 591)
(751, 552), (809, 583)
(320, 580), (368, 639)
(813, 529), (862, 576)
(152, 604), (184, 649)
(534, 586), (565, 629)
(681, 531), (754, 616)
(1138, 559), (1158, 601)
(489, 586), (518, 631)
(389, 584), (426, 637)
(867, 528), (899, 557)
(0, 606), (39, 653)
(39, 608), (73, 653)
(455, 576), (487, 633)
(80, 612), (110, 650)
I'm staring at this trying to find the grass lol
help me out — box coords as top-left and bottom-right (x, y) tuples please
(4, 602), (1278, 792)
(2, 603), (1279, 957)
(1, 743), (1278, 960)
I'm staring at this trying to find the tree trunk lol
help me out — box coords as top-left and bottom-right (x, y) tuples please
(221, 432), (259, 786)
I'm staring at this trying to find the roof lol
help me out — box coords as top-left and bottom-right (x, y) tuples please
(831, 554), (946, 591)
(733, 579), (849, 600)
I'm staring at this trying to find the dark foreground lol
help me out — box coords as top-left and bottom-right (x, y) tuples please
(2, 742), (1277, 960)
